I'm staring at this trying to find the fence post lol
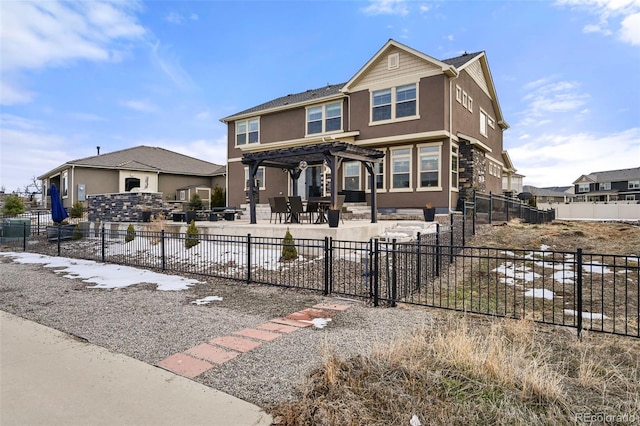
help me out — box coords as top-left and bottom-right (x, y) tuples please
(57, 226), (61, 256)
(101, 225), (105, 263)
(472, 192), (477, 235)
(576, 248), (583, 340)
(247, 234), (252, 284)
(160, 230), (165, 271)
(373, 238), (379, 307)
(435, 223), (441, 277)
(329, 237), (334, 296)
(391, 239), (397, 307)
(462, 206), (466, 246)
(416, 232), (421, 292)
(324, 237), (330, 295)
(488, 192), (493, 224)
(22, 222), (26, 251)
(450, 213), (454, 263)
(506, 198), (510, 222)
(37, 211), (41, 234)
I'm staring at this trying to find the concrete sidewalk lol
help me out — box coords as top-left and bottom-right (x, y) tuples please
(0, 311), (272, 426)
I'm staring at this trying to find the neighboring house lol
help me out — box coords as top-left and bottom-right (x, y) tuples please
(523, 185), (575, 205)
(221, 39), (511, 212)
(572, 167), (640, 202)
(503, 171), (524, 197)
(38, 146), (226, 209)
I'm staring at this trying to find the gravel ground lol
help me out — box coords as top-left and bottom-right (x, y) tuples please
(0, 253), (434, 409)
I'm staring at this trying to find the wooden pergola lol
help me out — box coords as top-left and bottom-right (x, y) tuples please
(242, 142), (385, 224)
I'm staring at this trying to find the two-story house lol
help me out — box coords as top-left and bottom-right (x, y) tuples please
(221, 39), (510, 214)
(572, 167), (640, 202)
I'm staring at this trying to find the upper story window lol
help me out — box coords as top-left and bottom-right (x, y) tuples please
(629, 180), (640, 189)
(307, 102), (342, 135)
(479, 109), (488, 137)
(599, 182), (611, 191)
(371, 83), (417, 123)
(236, 118), (259, 146)
(578, 183), (590, 193)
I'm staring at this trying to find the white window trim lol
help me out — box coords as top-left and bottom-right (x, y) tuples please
(366, 154), (387, 193)
(343, 161), (361, 191)
(468, 97), (473, 113)
(369, 83), (420, 126)
(61, 170), (69, 198)
(451, 143), (459, 193)
(305, 102), (343, 136)
(416, 142), (443, 192)
(487, 116), (496, 129)
(628, 180), (640, 189)
(389, 145), (413, 192)
(235, 118), (260, 147)
(455, 85), (462, 103)
(244, 166), (266, 190)
(462, 91), (468, 108)
(578, 183), (590, 193)
(479, 108), (488, 137)
(599, 182), (611, 191)
(626, 195), (636, 200)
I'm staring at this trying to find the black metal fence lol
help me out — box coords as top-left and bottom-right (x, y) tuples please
(472, 192), (555, 225)
(1, 221), (637, 339)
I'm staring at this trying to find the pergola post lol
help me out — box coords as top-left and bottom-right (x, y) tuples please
(247, 161), (262, 224)
(364, 162), (377, 223)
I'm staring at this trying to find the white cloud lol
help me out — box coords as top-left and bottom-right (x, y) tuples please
(362, 0), (409, 16)
(555, 0), (640, 45)
(165, 11), (185, 24)
(619, 12), (640, 44)
(518, 78), (589, 125)
(150, 137), (228, 166)
(420, 4), (431, 13)
(196, 111), (211, 120)
(0, 0), (145, 106)
(189, 13), (199, 21)
(508, 128), (640, 187)
(150, 41), (195, 91)
(120, 99), (159, 113)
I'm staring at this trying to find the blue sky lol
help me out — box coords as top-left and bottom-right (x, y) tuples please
(1, 0), (639, 196)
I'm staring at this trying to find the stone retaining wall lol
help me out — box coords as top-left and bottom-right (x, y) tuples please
(88, 193), (163, 222)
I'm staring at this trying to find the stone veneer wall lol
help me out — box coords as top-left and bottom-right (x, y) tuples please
(88, 192), (163, 222)
(458, 143), (487, 201)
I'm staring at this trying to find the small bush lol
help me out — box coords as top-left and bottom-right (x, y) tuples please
(211, 184), (225, 207)
(3, 194), (25, 216)
(281, 228), (298, 261)
(69, 201), (84, 219)
(125, 224), (136, 243)
(185, 220), (199, 249)
(189, 194), (203, 210)
(72, 224), (83, 240)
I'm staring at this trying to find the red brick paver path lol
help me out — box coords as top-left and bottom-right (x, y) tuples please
(156, 301), (353, 379)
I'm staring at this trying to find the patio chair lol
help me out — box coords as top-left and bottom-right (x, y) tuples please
(287, 196), (310, 223)
(305, 200), (319, 224)
(268, 197), (277, 223)
(273, 196), (289, 223)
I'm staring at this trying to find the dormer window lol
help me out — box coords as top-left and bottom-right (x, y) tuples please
(306, 102), (342, 135)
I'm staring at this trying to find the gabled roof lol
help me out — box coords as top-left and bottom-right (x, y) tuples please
(573, 167), (640, 184)
(39, 146), (226, 179)
(220, 39), (508, 129)
(523, 185), (576, 198)
(341, 39), (458, 92)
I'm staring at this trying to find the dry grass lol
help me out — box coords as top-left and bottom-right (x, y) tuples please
(270, 314), (640, 425)
(271, 220), (640, 425)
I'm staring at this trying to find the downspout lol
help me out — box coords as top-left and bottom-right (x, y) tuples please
(345, 94), (351, 132)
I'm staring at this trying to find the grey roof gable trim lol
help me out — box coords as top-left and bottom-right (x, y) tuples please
(221, 83), (347, 122)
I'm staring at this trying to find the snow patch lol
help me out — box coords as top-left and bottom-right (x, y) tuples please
(524, 288), (555, 300)
(563, 310), (608, 320)
(192, 296), (223, 305)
